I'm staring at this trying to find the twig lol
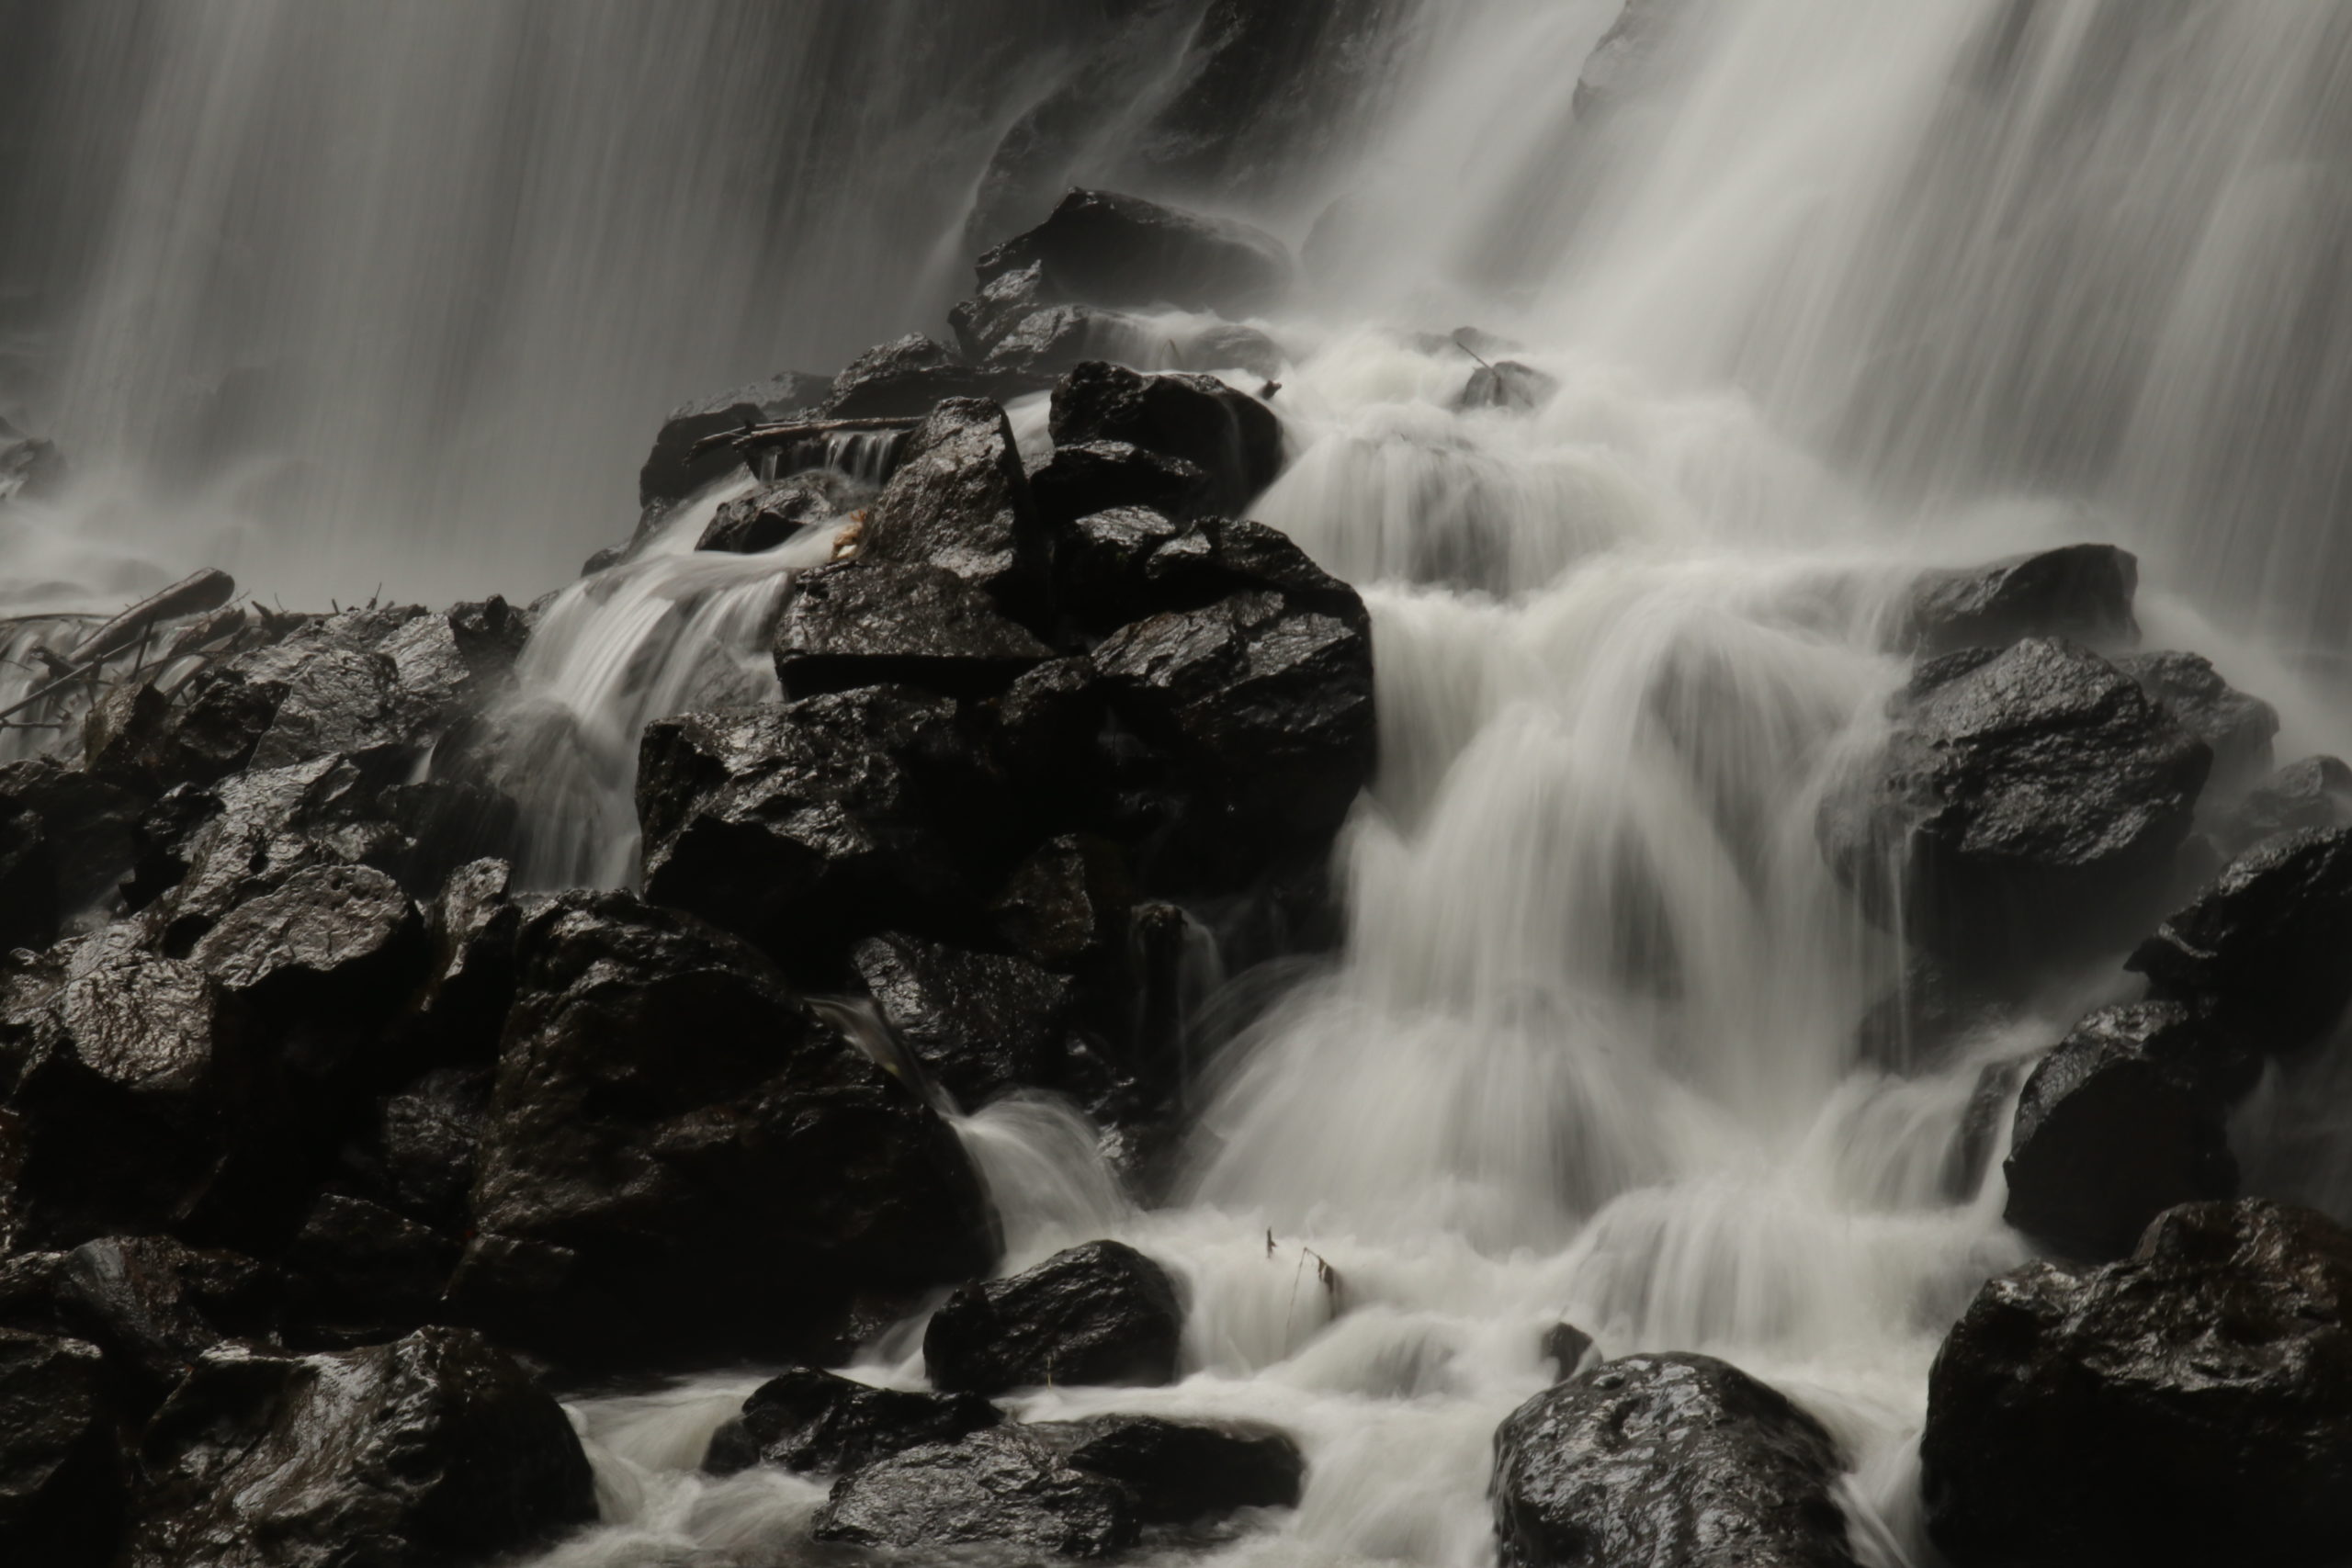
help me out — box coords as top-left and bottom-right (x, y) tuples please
(685, 415), (920, 463)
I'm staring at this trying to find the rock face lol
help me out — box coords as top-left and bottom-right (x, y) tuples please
(1819, 637), (2209, 970)
(816, 1426), (1138, 1559)
(463, 891), (992, 1363)
(858, 397), (1050, 612)
(1922, 1199), (2352, 1568)
(1031, 439), (1216, 528)
(1895, 544), (2140, 657)
(852, 931), (1078, 1110)
(703, 1367), (1001, 1476)
(127, 1327), (595, 1568)
(775, 559), (1054, 700)
(1028, 1414), (1306, 1524)
(0, 1328), (119, 1565)
(977, 188), (1294, 317)
(2001, 1003), (2254, 1261)
(924, 1240), (1183, 1395)
(822, 335), (1041, 421)
(2126, 827), (2352, 1049)
(1048, 360), (1283, 515)
(1492, 1352), (1860, 1568)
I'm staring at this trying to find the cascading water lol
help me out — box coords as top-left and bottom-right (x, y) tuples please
(8, 3), (2352, 1566)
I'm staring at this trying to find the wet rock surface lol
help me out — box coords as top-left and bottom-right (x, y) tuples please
(695, 469), (859, 554)
(823, 334), (1044, 421)
(1896, 543), (2140, 657)
(853, 931), (1079, 1109)
(1492, 1351), (1860, 1568)
(1923, 1199), (2352, 1568)
(0, 1327), (118, 1565)
(1050, 360), (1283, 515)
(775, 558), (1054, 700)
(816, 1425), (1139, 1558)
(924, 1239), (1183, 1395)
(2111, 649), (2278, 785)
(2126, 826), (2352, 1048)
(1028, 1413), (1306, 1524)
(1033, 438), (1216, 527)
(858, 396), (1051, 613)
(704, 1366), (1001, 1477)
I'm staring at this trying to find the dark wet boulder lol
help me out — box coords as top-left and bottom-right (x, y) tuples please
(0, 1328), (119, 1566)
(951, 262), (1058, 362)
(127, 1325), (594, 1568)
(1049, 361), (1283, 515)
(1894, 544), (2140, 658)
(1060, 510), (1366, 639)
(638, 687), (1005, 966)
(278, 1192), (459, 1346)
(988, 833), (1135, 974)
(696, 469), (861, 553)
(704, 1367), (1001, 1477)
(853, 931), (1077, 1109)
(1542, 1322), (1596, 1379)
(337, 1066), (490, 1229)
(2219, 755), (2352, 855)
(639, 371), (828, 510)
(816, 1425), (1137, 1558)
(408, 859), (520, 1061)
(978, 187), (1294, 316)
(775, 559), (1054, 700)
(1456, 360), (1560, 413)
(1032, 439), (1216, 528)
(2111, 650), (2277, 786)
(2126, 827), (2352, 1049)
(53, 1235), (280, 1402)
(1091, 577), (1376, 889)
(822, 334), (1042, 420)
(463, 891), (991, 1365)
(924, 1239), (1182, 1395)
(1922, 1199), (2352, 1568)
(1492, 1351), (1860, 1568)
(188, 862), (424, 1015)
(2001, 1003), (2254, 1261)
(0, 756), (147, 921)
(1818, 637), (2210, 971)
(1031, 1413), (1305, 1523)
(857, 397), (1050, 615)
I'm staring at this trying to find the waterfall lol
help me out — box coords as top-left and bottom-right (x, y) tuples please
(7, 4), (2352, 1567)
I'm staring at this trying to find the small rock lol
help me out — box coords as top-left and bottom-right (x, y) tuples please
(988, 833), (1134, 973)
(977, 187), (1295, 316)
(2111, 650), (2278, 786)
(1029, 1413), (1305, 1523)
(853, 931), (1077, 1109)
(338, 1066), (490, 1228)
(2126, 827), (2352, 1049)
(815, 1426), (1137, 1558)
(2218, 755), (2352, 855)
(1541, 1321), (1595, 1379)
(696, 470), (862, 553)
(924, 1238), (1182, 1395)
(1895, 544), (2140, 658)
(188, 862), (424, 1014)
(775, 558), (1054, 700)
(1032, 439), (1216, 528)
(1048, 361), (1283, 515)
(703, 1367), (1001, 1476)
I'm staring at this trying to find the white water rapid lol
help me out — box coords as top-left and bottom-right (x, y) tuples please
(10, 3), (2352, 1566)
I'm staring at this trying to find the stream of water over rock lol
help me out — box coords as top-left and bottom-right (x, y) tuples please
(9, 3), (2352, 1566)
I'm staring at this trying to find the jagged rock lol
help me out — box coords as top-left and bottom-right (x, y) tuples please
(127, 1326), (594, 1568)
(1031, 1414), (1305, 1523)
(1492, 1352), (1860, 1568)
(338, 1066), (490, 1229)
(1542, 1322), (1596, 1379)
(704, 1367), (1001, 1477)
(2001, 1003), (2255, 1261)
(815, 1426), (1138, 1558)
(1456, 360), (1559, 412)
(977, 188), (1294, 316)
(822, 335), (1042, 421)
(0, 757), (146, 921)
(2125, 827), (2352, 1049)
(188, 862), (423, 1013)
(853, 931), (1076, 1109)
(0, 416), (67, 502)
(410, 858), (520, 1059)
(638, 688), (1005, 967)
(924, 1239), (1182, 1395)
(1063, 509), (1365, 639)
(1032, 439), (1216, 528)
(988, 833), (1134, 973)
(1895, 544), (2140, 658)
(464, 892), (990, 1364)
(2219, 755), (2352, 854)
(1922, 1199), (2352, 1568)
(279, 1192), (458, 1343)
(696, 470), (862, 553)
(639, 371), (829, 510)
(951, 263), (1057, 361)
(0, 1327), (119, 1566)
(1091, 572), (1376, 890)
(53, 1235), (278, 1401)
(856, 397), (1050, 617)
(1818, 637), (2209, 971)
(775, 559), (1054, 700)
(2111, 650), (2278, 785)
(1049, 361), (1283, 514)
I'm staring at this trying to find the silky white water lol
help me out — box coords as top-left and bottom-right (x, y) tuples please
(9, 2), (2352, 1565)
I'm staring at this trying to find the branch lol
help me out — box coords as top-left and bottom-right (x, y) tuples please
(685, 416), (919, 464)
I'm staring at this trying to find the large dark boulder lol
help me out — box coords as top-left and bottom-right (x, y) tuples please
(1922, 1199), (2352, 1568)
(126, 1326), (595, 1568)
(462, 891), (991, 1365)
(924, 1239), (1182, 1395)
(821, 335), (1042, 421)
(852, 931), (1078, 1110)
(703, 1367), (1001, 1477)
(1049, 361), (1283, 515)
(1032, 439), (1216, 528)
(817, 1426), (1137, 1558)
(639, 371), (828, 510)
(1057, 509), (1365, 638)
(638, 687), (1004, 967)
(2219, 754), (2352, 855)
(188, 862), (424, 1019)
(2111, 650), (2278, 786)
(1894, 544), (2139, 657)
(2126, 827), (2352, 1049)
(2001, 1003), (2254, 1261)
(977, 188), (1294, 316)
(1492, 1351), (1859, 1568)
(857, 397), (1050, 615)
(1818, 637), (2210, 971)
(0, 1328), (120, 1566)
(1028, 1413), (1305, 1524)
(775, 558), (1054, 700)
